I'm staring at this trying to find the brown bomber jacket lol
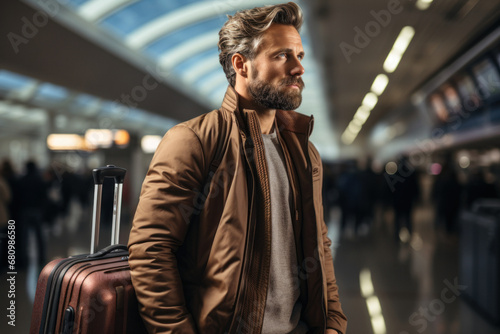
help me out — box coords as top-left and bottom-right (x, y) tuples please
(128, 86), (347, 334)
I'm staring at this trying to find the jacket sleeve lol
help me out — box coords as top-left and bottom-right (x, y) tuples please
(128, 125), (206, 334)
(310, 144), (348, 334)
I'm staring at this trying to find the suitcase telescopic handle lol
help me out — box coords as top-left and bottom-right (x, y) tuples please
(91, 165), (127, 255)
(93, 165), (126, 184)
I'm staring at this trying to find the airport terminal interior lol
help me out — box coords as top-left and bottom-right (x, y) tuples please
(1, 0), (500, 333)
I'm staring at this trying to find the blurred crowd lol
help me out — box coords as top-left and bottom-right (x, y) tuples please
(1, 154), (498, 270)
(0, 159), (94, 269)
(323, 155), (500, 242)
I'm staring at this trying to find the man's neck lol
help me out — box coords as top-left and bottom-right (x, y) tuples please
(235, 85), (276, 134)
(254, 108), (276, 134)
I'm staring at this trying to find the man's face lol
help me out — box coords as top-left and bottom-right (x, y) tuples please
(247, 24), (305, 111)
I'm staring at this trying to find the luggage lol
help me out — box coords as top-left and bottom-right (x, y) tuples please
(30, 165), (147, 334)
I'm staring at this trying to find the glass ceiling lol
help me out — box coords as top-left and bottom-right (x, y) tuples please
(19, 0), (338, 157)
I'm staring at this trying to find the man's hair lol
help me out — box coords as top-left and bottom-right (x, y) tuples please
(218, 2), (303, 87)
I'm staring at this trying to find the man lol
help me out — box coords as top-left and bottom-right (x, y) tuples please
(128, 3), (347, 334)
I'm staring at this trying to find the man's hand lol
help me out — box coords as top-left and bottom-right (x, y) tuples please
(326, 329), (338, 334)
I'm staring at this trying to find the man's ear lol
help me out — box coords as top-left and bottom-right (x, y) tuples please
(232, 53), (249, 78)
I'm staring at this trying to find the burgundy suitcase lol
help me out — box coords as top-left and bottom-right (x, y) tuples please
(30, 165), (147, 334)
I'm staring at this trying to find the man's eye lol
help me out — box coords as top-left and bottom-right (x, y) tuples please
(278, 53), (287, 58)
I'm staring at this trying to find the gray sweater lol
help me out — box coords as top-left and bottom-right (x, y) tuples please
(261, 131), (308, 334)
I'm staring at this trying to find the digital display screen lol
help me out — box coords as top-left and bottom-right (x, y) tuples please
(472, 58), (500, 99)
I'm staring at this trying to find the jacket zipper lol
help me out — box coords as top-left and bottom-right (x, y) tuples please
(240, 111), (272, 334)
(227, 114), (260, 333)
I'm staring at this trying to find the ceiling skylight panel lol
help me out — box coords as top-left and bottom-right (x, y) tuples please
(99, 0), (196, 38)
(158, 31), (219, 69)
(143, 17), (225, 58)
(78, 0), (138, 22)
(197, 72), (228, 96)
(181, 57), (221, 84)
(64, 0), (92, 10)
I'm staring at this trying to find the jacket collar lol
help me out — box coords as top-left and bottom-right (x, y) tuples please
(220, 85), (314, 137)
(221, 85), (240, 114)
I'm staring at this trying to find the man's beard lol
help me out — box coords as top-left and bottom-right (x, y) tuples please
(247, 70), (304, 111)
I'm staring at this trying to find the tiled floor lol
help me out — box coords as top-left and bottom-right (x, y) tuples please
(1, 200), (499, 334)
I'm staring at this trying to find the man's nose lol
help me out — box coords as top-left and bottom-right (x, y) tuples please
(290, 56), (305, 76)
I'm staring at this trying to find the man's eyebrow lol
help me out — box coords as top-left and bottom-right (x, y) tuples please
(273, 48), (306, 56)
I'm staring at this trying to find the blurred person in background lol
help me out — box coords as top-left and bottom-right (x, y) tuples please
(337, 160), (359, 236)
(356, 157), (378, 235)
(1, 159), (19, 222)
(337, 159), (376, 237)
(391, 156), (420, 242)
(128, 3), (347, 333)
(432, 160), (461, 235)
(42, 167), (62, 228)
(1, 159), (18, 270)
(0, 161), (11, 270)
(17, 160), (47, 267)
(0, 161), (12, 225)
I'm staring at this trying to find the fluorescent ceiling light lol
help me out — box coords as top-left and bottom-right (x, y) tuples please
(371, 74), (389, 96)
(354, 105), (371, 124)
(341, 131), (356, 145)
(351, 118), (364, 127)
(348, 120), (362, 134)
(362, 92), (378, 110)
(415, 0), (434, 10)
(383, 26), (415, 73)
(371, 314), (387, 334)
(366, 296), (382, 316)
(394, 27), (415, 53)
(383, 52), (402, 73)
(47, 134), (86, 151)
